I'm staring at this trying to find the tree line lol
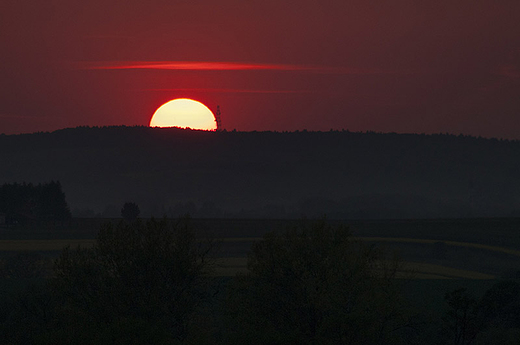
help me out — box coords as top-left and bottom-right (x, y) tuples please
(0, 181), (71, 225)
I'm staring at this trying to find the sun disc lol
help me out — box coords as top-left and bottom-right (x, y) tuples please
(150, 98), (217, 130)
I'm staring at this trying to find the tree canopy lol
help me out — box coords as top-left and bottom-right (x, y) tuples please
(51, 217), (215, 343)
(225, 219), (410, 344)
(0, 181), (71, 224)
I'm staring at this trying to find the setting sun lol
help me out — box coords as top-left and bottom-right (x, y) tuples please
(149, 98), (217, 130)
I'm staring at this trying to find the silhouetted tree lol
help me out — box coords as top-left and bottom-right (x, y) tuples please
(224, 219), (410, 344)
(0, 181), (71, 224)
(479, 280), (520, 328)
(442, 281), (520, 345)
(475, 280), (520, 344)
(52, 217), (215, 343)
(442, 288), (481, 345)
(121, 201), (140, 221)
(37, 181), (71, 221)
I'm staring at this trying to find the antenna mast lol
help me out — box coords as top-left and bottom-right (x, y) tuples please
(215, 105), (222, 131)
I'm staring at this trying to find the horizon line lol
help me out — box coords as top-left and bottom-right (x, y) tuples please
(3, 125), (514, 141)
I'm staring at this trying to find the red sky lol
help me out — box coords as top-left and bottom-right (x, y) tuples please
(1, 0), (519, 138)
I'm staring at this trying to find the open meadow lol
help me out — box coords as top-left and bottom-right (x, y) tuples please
(1, 217), (520, 344)
(1, 217), (520, 279)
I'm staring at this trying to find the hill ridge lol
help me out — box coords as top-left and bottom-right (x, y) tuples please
(1, 126), (518, 219)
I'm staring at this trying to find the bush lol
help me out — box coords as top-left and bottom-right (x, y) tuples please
(224, 219), (410, 344)
(52, 217), (215, 342)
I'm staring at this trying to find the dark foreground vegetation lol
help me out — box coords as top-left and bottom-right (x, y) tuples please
(1, 218), (520, 344)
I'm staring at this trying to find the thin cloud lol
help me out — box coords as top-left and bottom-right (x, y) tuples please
(73, 61), (404, 75)
(76, 61), (306, 71)
(142, 88), (316, 94)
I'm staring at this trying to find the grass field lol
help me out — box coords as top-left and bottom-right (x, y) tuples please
(0, 236), (517, 278)
(1, 218), (517, 343)
(2, 236), (519, 256)
(2, 218), (520, 279)
(359, 237), (520, 257)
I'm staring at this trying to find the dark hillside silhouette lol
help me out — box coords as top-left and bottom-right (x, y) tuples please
(0, 126), (519, 218)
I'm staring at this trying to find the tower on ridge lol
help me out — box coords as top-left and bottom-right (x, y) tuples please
(215, 105), (222, 131)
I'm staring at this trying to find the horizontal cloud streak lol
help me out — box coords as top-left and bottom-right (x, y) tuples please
(143, 88), (315, 94)
(83, 61), (305, 71)
(73, 61), (404, 75)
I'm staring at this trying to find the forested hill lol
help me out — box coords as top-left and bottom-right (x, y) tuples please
(1, 126), (519, 219)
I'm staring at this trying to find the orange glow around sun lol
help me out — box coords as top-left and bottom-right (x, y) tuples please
(149, 98), (217, 130)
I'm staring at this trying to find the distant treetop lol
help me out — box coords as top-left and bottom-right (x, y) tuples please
(0, 181), (71, 224)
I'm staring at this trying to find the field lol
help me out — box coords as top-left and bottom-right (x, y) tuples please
(1, 217), (519, 279)
(1, 216), (519, 335)
(0, 237), (511, 279)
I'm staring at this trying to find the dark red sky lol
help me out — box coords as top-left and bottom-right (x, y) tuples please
(1, 1), (519, 138)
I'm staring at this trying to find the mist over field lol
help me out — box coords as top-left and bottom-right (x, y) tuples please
(1, 126), (519, 219)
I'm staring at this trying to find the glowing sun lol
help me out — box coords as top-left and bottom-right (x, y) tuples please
(149, 98), (217, 130)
